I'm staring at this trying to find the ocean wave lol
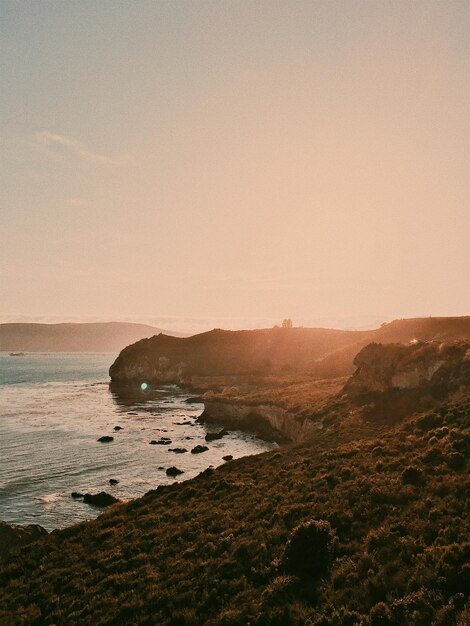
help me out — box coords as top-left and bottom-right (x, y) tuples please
(37, 492), (64, 505)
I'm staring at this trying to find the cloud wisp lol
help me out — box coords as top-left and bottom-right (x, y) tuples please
(35, 131), (135, 166)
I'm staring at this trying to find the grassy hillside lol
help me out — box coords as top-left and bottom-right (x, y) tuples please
(0, 322), (187, 352)
(0, 392), (468, 625)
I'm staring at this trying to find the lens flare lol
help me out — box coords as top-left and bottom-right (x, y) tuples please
(140, 382), (148, 391)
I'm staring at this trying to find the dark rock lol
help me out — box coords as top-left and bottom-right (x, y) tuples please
(205, 428), (228, 442)
(158, 466), (164, 470)
(109, 479), (119, 485)
(113, 426), (123, 431)
(168, 448), (187, 453)
(166, 466), (184, 477)
(191, 445), (209, 454)
(128, 412), (138, 415)
(222, 455), (233, 461)
(97, 436), (114, 443)
(71, 492), (84, 499)
(150, 438), (172, 445)
(83, 492), (120, 507)
(0, 520), (48, 560)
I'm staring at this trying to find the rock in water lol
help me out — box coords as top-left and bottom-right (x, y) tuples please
(205, 428), (228, 442)
(0, 520), (48, 560)
(166, 467), (184, 477)
(191, 445), (209, 454)
(97, 436), (114, 443)
(83, 492), (120, 507)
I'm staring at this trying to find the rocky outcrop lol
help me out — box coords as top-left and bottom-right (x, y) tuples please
(166, 467), (184, 477)
(205, 429), (228, 442)
(108, 327), (368, 385)
(200, 401), (320, 443)
(83, 492), (120, 507)
(345, 341), (470, 397)
(0, 520), (48, 560)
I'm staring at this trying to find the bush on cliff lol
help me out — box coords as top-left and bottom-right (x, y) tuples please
(281, 519), (336, 581)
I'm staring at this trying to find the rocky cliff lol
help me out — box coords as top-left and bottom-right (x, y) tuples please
(345, 341), (470, 396)
(108, 327), (364, 385)
(199, 400), (321, 443)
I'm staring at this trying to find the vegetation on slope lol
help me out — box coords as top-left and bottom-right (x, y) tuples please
(0, 394), (468, 625)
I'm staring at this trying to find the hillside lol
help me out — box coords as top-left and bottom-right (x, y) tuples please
(0, 322), (187, 353)
(109, 317), (470, 384)
(0, 387), (468, 625)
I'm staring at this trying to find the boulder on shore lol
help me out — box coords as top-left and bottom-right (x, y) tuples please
(83, 492), (120, 507)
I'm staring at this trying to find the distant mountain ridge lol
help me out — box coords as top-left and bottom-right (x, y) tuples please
(0, 322), (187, 353)
(109, 316), (470, 383)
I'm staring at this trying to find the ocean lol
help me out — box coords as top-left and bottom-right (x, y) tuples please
(0, 352), (276, 531)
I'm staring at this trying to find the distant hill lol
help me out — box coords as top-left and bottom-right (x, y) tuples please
(109, 316), (470, 383)
(0, 322), (187, 353)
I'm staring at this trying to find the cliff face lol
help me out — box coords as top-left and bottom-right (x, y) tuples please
(200, 401), (321, 443)
(345, 341), (470, 396)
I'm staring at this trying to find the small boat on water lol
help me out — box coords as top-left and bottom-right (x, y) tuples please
(9, 352), (25, 357)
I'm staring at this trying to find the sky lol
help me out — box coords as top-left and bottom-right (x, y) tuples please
(1, 0), (469, 333)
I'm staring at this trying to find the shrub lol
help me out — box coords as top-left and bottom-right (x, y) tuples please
(280, 519), (336, 581)
(401, 466), (423, 485)
(446, 452), (465, 470)
(369, 602), (393, 626)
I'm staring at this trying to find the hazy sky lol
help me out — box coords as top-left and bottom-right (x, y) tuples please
(1, 1), (469, 331)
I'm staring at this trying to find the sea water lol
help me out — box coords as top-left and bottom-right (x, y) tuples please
(0, 352), (276, 531)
